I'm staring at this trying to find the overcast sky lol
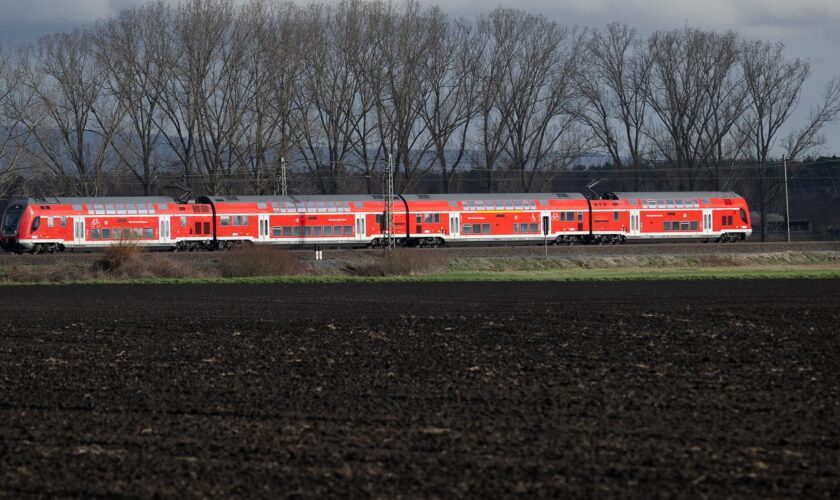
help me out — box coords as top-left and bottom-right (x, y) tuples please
(1, 0), (838, 153)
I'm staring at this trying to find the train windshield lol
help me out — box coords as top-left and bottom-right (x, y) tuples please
(2, 205), (24, 234)
(739, 208), (748, 223)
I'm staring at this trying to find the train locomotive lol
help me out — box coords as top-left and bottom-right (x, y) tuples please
(0, 191), (752, 253)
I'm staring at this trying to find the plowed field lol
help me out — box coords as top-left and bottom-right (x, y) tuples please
(1, 280), (839, 497)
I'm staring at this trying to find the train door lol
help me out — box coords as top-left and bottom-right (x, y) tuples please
(355, 214), (366, 241)
(73, 218), (85, 245)
(159, 216), (171, 244)
(258, 215), (270, 242)
(629, 210), (640, 237)
(449, 214), (460, 239)
(702, 209), (713, 236)
(542, 213), (550, 236)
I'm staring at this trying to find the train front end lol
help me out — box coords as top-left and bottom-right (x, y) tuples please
(0, 200), (34, 253)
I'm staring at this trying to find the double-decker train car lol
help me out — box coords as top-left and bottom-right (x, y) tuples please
(590, 192), (752, 243)
(0, 197), (217, 253)
(0, 191), (752, 252)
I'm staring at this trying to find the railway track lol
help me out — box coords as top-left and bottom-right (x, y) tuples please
(0, 240), (837, 264)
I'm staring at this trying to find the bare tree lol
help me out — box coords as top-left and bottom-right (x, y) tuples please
(646, 27), (746, 190)
(16, 30), (122, 195)
(739, 39), (840, 240)
(95, 2), (171, 195)
(372, 1), (440, 193)
(477, 9), (587, 192)
(293, 1), (365, 194)
(578, 23), (651, 189)
(0, 46), (30, 195)
(418, 17), (481, 193)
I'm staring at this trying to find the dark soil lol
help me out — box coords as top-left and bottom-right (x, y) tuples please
(1, 280), (839, 497)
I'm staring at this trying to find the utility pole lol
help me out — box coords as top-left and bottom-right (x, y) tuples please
(783, 156), (791, 243)
(383, 154), (395, 250)
(274, 156), (288, 196)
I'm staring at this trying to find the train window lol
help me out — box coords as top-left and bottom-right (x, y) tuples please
(334, 225), (341, 235)
(434, 214), (440, 223)
(641, 200), (647, 208)
(194, 221), (202, 234)
(690, 221), (698, 230)
(112, 229), (122, 239)
(462, 224), (472, 234)
(721, 216), (726, 225)
(472, 224), (481, 233)
(30, 216), (41, 232)
(566, 212), (574, 221)
(304, 227), (312, 236)
(314, 226), (322, 236)
(681, 221), (689, 231)
(284, 227), (292, 236)
(476, 200), (485, 210)
(416, 214), (422, 223)
(522, 200), (530, 209)
(293, 227), (301, 236)
(657, 199), (665, 208)
(482, 224), (491, 234)
(242, 215), (249, 225)
(514, 201), (522, 209)
(629, 199), (637, 206)
(272, 227), (282, 237)
(232, 215), (242, 226)
(343, 225), (353, 236)
(220, 216), (230, 226)
(116, 205), (126, 215)
(578, 212), (583, 222)
(180, 216), (187, 227)
(137, 204), (147, 215)
(702, 198), (710, 205)
(46, 216), (54, 228)
(91, 229), (101, 240)
(538, 199), (549, 208)
(613, 211), (619, 221)
(663, 222), (670, 232)
(666, 199), (674, 208)
(158, 203), (168, 211)
(528, 223), (536, 233)
(504, 200), (512, 209)
(559, 213), (565, 221)
(257, 203), (267, 209)
(739, 209), (747, 223)
(106, 204), (116, 215)
(102, 228), (111, 239)
(126, 204), (136, 215)
(60, 216), (67, 227)
(728, 216), (733, 225)
(425, 214), (434, 223)
(675, 199), (684, 208)
(72, 204), (82, 211)
(204, 222), (210, 234)
(513, 223), (519, 233)
(324, 226), (332, 236)
(144, 228), (154, 239)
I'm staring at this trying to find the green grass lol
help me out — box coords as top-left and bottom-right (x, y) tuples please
(2, 264), (839, 286)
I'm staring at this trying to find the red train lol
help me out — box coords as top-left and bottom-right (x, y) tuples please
(0, 191), (752, 253)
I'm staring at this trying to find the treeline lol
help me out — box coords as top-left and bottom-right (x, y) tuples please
(0, 0), (838, 238)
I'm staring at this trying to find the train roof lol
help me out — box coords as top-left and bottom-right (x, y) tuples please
(608, 192), (742, 200)
(400, 193), (585, 201)
(200, 193), (585, 203)
(17, 196), (178, 205)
